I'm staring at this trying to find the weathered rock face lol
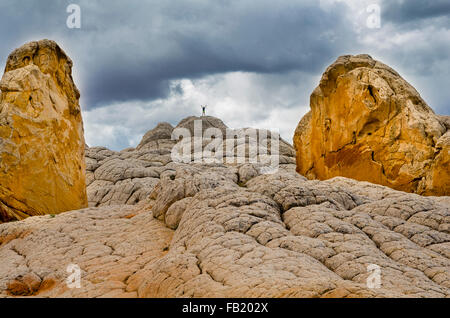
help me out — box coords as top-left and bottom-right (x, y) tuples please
(136, 122), (175, 151)
(0, 115), (448, 298)
(294, 54), (449, 196)
(0, 40), (87, 222)
(1, 163), (449, 298)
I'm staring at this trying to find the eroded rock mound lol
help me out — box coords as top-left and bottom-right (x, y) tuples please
(0, 40), (87, 222)
(1, 163), (448, 298)
(86, 116), (296, 207)
(294, 54), (449, 196)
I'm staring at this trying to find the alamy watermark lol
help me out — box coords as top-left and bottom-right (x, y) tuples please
(366, 264), (381, 289)
(66, 263), (81, 288)
(66, 4), (81, 29)
(366, 4), (381, 29)
(170, 120), (280, 174)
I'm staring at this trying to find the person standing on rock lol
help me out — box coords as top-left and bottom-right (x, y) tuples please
(201, 105), (207, 116)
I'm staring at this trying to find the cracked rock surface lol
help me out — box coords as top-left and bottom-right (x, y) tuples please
(0, 115), (448, 298)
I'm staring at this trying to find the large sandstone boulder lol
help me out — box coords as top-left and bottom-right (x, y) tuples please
(0, 40), (87, 222)
(294, 54), (449, 196)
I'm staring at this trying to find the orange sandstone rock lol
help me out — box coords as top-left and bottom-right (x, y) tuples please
(294, 54), (449, 196)
(0, 39), (87, 222)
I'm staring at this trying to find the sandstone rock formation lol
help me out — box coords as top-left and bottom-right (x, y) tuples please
(294, 54), (450, 196)
(0, 42), (448, 298)
(0, 115), (448, 298)
(0, 40), (87, 222)
(85, 116), (295, 208)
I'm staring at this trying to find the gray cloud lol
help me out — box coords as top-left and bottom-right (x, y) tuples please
(357, 0), (450, 115)
(0, 0), (354, 109)
(382, 0), (450, 24)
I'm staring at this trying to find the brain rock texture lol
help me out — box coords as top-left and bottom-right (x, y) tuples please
(0, 115), (448, 298)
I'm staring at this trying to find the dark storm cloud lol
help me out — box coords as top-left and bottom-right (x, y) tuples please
(365, 0), (450, 115)
(0, 0), (354, 109)
(381, 0), (450, 24)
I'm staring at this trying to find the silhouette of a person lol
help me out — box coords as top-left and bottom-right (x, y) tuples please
(201, 105), (207, 116)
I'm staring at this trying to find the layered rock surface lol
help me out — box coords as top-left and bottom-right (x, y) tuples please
(294, 54), (449, 196)
(0, 115), (448, 298)
(0, 40), (87, 222)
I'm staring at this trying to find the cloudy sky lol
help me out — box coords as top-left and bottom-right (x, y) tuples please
(0, 0), (449, 150)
